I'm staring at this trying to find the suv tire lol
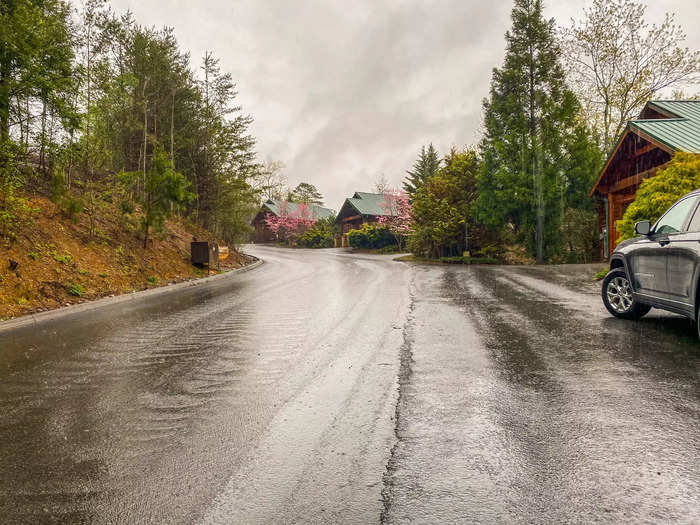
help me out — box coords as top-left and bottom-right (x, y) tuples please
(602, 268), (652, 320)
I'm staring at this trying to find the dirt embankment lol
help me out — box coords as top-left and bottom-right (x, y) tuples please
(0, 196), (250, 320)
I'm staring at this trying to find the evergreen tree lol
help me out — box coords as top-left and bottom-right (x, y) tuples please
(1, 1), (267, 246)
(0, 0), (76, 143)
(118, 148), (193, 248)
(477, 0), (599, 263)
(289, 182), (324, 205)
(403, 143), (440, 197)
(409, 149), (479, 258)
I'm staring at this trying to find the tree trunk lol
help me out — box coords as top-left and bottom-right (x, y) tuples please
(85, 23), (91, 178)
(0, 60), (10, 142)
(529, 40), (544, 264)
(24, 97), (30, 156)
(40, 101), (47, 172)
(142, 90), (148, 202)
(170, 90), (175, 166)
(534, 147), (544, 264)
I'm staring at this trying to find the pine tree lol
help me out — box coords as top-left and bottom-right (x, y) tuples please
(0, 0), (76, 143)
(403, 143), (440, 197)
(477, 0), (598, 263)
(289, 182), (324, 205)
(408, 149), (479, 258)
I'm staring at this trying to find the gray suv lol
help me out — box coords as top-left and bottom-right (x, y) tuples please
(602, 189), (700, 338)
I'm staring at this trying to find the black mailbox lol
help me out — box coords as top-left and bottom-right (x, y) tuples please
(191, 241), (219, 267)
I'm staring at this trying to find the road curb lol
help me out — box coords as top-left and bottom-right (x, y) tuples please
(0, 256), (264, 333)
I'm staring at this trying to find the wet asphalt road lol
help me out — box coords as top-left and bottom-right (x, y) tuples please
(0, 246), (698, 524)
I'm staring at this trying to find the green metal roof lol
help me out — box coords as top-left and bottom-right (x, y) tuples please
(345, 192), (389, 217)
(262, 199), (335, 220)
(590, 100), (700, 196)
(630, 100), (700, 153)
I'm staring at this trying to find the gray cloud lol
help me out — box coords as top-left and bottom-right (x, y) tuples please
(107, 0), (700, 209)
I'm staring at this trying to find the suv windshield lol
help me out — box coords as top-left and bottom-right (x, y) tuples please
(654, 196), (699, 235)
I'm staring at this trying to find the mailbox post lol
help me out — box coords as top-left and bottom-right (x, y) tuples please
(191, 241), (219, 269)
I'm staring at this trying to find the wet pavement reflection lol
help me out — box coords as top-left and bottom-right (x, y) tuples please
(1, 249), (698, 524)
(382, 264), (700, 524)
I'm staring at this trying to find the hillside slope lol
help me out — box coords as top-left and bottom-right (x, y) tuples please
(0, 195), (250, 320)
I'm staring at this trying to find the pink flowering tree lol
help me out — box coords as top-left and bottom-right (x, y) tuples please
(264, 202), (317, 245)
(378, 189), (412, 250)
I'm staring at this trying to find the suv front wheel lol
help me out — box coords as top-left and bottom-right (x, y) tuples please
(602, 268), (652, 320)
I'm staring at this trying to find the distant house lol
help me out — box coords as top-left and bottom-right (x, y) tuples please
(251, 199), (335, 243)
(590, 100), (700, 260)
(335, 192), (390, 247)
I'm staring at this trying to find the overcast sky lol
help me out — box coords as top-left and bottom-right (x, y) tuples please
(107, 0), (700, 210)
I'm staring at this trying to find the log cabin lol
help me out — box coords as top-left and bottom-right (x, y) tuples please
(591, 100), (700, 260)
(251, 199), (335, 243)
(335, 192), (391, 247)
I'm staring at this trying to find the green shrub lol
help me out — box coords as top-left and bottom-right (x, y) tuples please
(474, 244), (503, 259)
(594, 268), (608, 280)
(559, 208), (598, 263)
(66, 283), (84, 297)
(346, 223), (396, 249)
(618, 152), (700, 242)
(27, 252), (38, 260)
(98, 272), (107, 278)
(120, 198), (135, 215)
(437, 256), (500, 265)
(298, 228), (335, 248)
(147, 275), (158, 285)
(0, 140), (37, 242)
(60, 195), (84, 222)
(51, 170), (67, 202)
(53, 252), (73, 264)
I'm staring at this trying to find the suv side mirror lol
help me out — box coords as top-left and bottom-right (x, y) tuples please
(634, 220), (651, 236)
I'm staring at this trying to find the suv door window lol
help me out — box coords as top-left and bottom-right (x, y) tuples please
(654, 196), (699, 235)
(686, 201), (700, 232)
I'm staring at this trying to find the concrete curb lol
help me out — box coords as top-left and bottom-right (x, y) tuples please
(0, 257), (264, 333)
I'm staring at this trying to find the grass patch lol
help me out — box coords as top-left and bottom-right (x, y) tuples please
(350, 246), (402, 254)
(27, 252), (38, 260)
(52, 251), (73, 264)
(395, 254), (501, 265)
(438, 255), (500, 265)
(65, 283), (84, 297)
(594, 268), (608, 280)
(98, 272), (107, 278)
(147, 275), (158, 285)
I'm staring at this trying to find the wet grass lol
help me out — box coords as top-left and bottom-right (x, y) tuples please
(394, 254), (501, 265)
(593, 268), (609, 280)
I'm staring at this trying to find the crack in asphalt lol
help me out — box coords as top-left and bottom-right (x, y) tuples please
(380, 273), (416, 524)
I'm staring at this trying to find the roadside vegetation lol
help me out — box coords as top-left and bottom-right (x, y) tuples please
(297, 217), (339, 249)
(0, 193), (249, 319)
(594, 268), (609, 280)
(395, 0), (698, 265)
(617, 153), (700, 241)
(347, 224), (396, 251)
(0, 0), (275, 318)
